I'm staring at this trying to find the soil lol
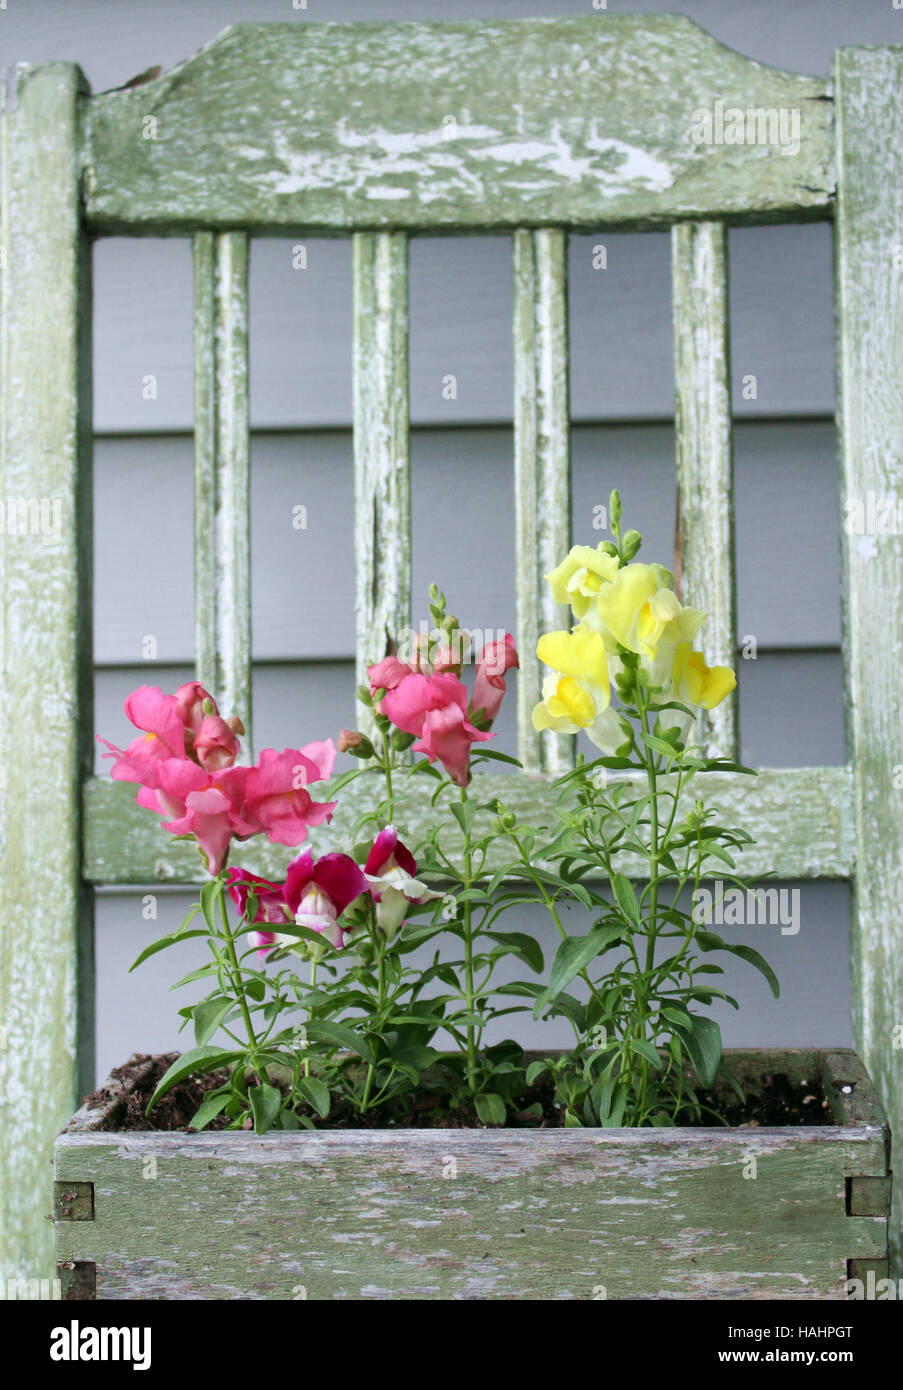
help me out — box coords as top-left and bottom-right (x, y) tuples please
(81, 1052), (835, 1133)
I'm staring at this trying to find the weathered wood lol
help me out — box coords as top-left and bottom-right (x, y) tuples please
(513, 228), (573, 775)
(193, 231), (252, 749)
(83, 763), (855, 885)
(0, 63), (94, 1285)
(672, 221), (737, 759)
(80, 17), (834, 235)
(352, 232), (411, 735)
(834, 45), (903, 1277)
(53, 1049), (888, 1300)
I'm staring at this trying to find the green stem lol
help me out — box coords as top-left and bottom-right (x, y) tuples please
(218, 883), (260, 1060)
(460, 784), (478, 1092)
(636, 687), (662, 1118)
(304, 957), (317, 1079)
(381, 729), (394, 821)
(360, 924), (387, 1114)
(510, 832), (589, 1045)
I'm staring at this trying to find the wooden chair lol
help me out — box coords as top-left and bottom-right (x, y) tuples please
(1, 13), (899, 1280)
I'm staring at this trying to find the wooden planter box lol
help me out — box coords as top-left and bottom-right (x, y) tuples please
(54, 1048), (890, 1301)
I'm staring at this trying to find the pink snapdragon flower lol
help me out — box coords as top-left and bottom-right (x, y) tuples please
(371, 666), (490, 786)
(471, 633), (519, 727)
(97, 685), (189, 786)
(363, 826), (441, 940)
(146, 760), (258, 875)
(367, 655), (411, 695)
(100, 684), (338, 873)
(243, 744), (337, 847)
(193, 714), (241, 772)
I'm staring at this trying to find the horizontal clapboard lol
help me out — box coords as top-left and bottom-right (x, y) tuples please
(93, 420), (841, 665)
(92, 226), (836, 430)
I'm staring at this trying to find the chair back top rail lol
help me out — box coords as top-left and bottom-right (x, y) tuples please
(69, 15), (833, 235)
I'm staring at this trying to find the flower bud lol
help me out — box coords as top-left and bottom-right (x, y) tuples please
(391, 728), (416, 752)
(622, 529), (642, 560)
(338, 729), (375, 758)
(609, 489), (623, 527)
(201, 697), (216, 717)
(227, 715), (245, 736)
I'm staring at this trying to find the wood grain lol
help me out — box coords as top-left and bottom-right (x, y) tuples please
(834, 44), (903, 1276)
(193, 231), (253, 750)
(352, 232), (411, 737)
(81, 16), (834, 235)
(83, 764), (856, 884)
(0, 62), (95, 1287)
(513, 228), (572, 775)
(672, 221), (737, 760)
(54, 1049), (888, 1300)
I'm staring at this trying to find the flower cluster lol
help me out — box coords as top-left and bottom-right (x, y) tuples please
(108, 500), (766, 1136)
(533, 541), (735, 752)
(367, 630), (517, 786)
(98, 682), (336, 874)
(226, 827), (438, 956)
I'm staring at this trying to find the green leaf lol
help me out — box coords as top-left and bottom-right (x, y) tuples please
(147, 1047), (241, 1113)
(296, 1076), (331, 1119)
(542, 923), (626, 1004)
(393, 1045), (441, 1070)
(640, 731), (679, 760)
(188, 1090), (230, 1131)
(170, 962), (219, 990)
(485, 931), (544, 973)
(611, 872), (641, 930)
(305, 1020), (374, 1064)
(472, 748), (523, 768)
(248, 1082), (283, 1133)
(681, 1014), (722, 1088)
(475, 1092), (506, 1126)
(200, 878), (224, 931)
(450, 799), (476, 836)
(629, 1039), (664, 1070)
(695, 931), (780, 999)
(700, 841), (737, 869)
(525, 1060), (548, 1086)
(193, 996), (236, 1047)
(129, 930), (209, 973)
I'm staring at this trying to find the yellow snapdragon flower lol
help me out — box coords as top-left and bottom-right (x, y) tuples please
(672, 643), (736, 710)
(532, 625), (628, 752)
(545, 544), (620, 619)
(594, 562), (700, 657)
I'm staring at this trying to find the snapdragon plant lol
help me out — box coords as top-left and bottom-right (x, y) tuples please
(501, 493), (777, 1125)
(101, 489), (773, 1132)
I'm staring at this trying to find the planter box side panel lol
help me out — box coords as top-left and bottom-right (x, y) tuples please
(54, 1127), (887, 1301)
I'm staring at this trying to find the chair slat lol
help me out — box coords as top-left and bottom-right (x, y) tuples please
(672, 221), (737, 760)
(193, 231), (252, 752)
(513, 228), (573, 774)
(835, 44), (903, 1267)
(0, 60), (94, 1285)
(352, 232), (411, 738)
(84, 765), (856, 885)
